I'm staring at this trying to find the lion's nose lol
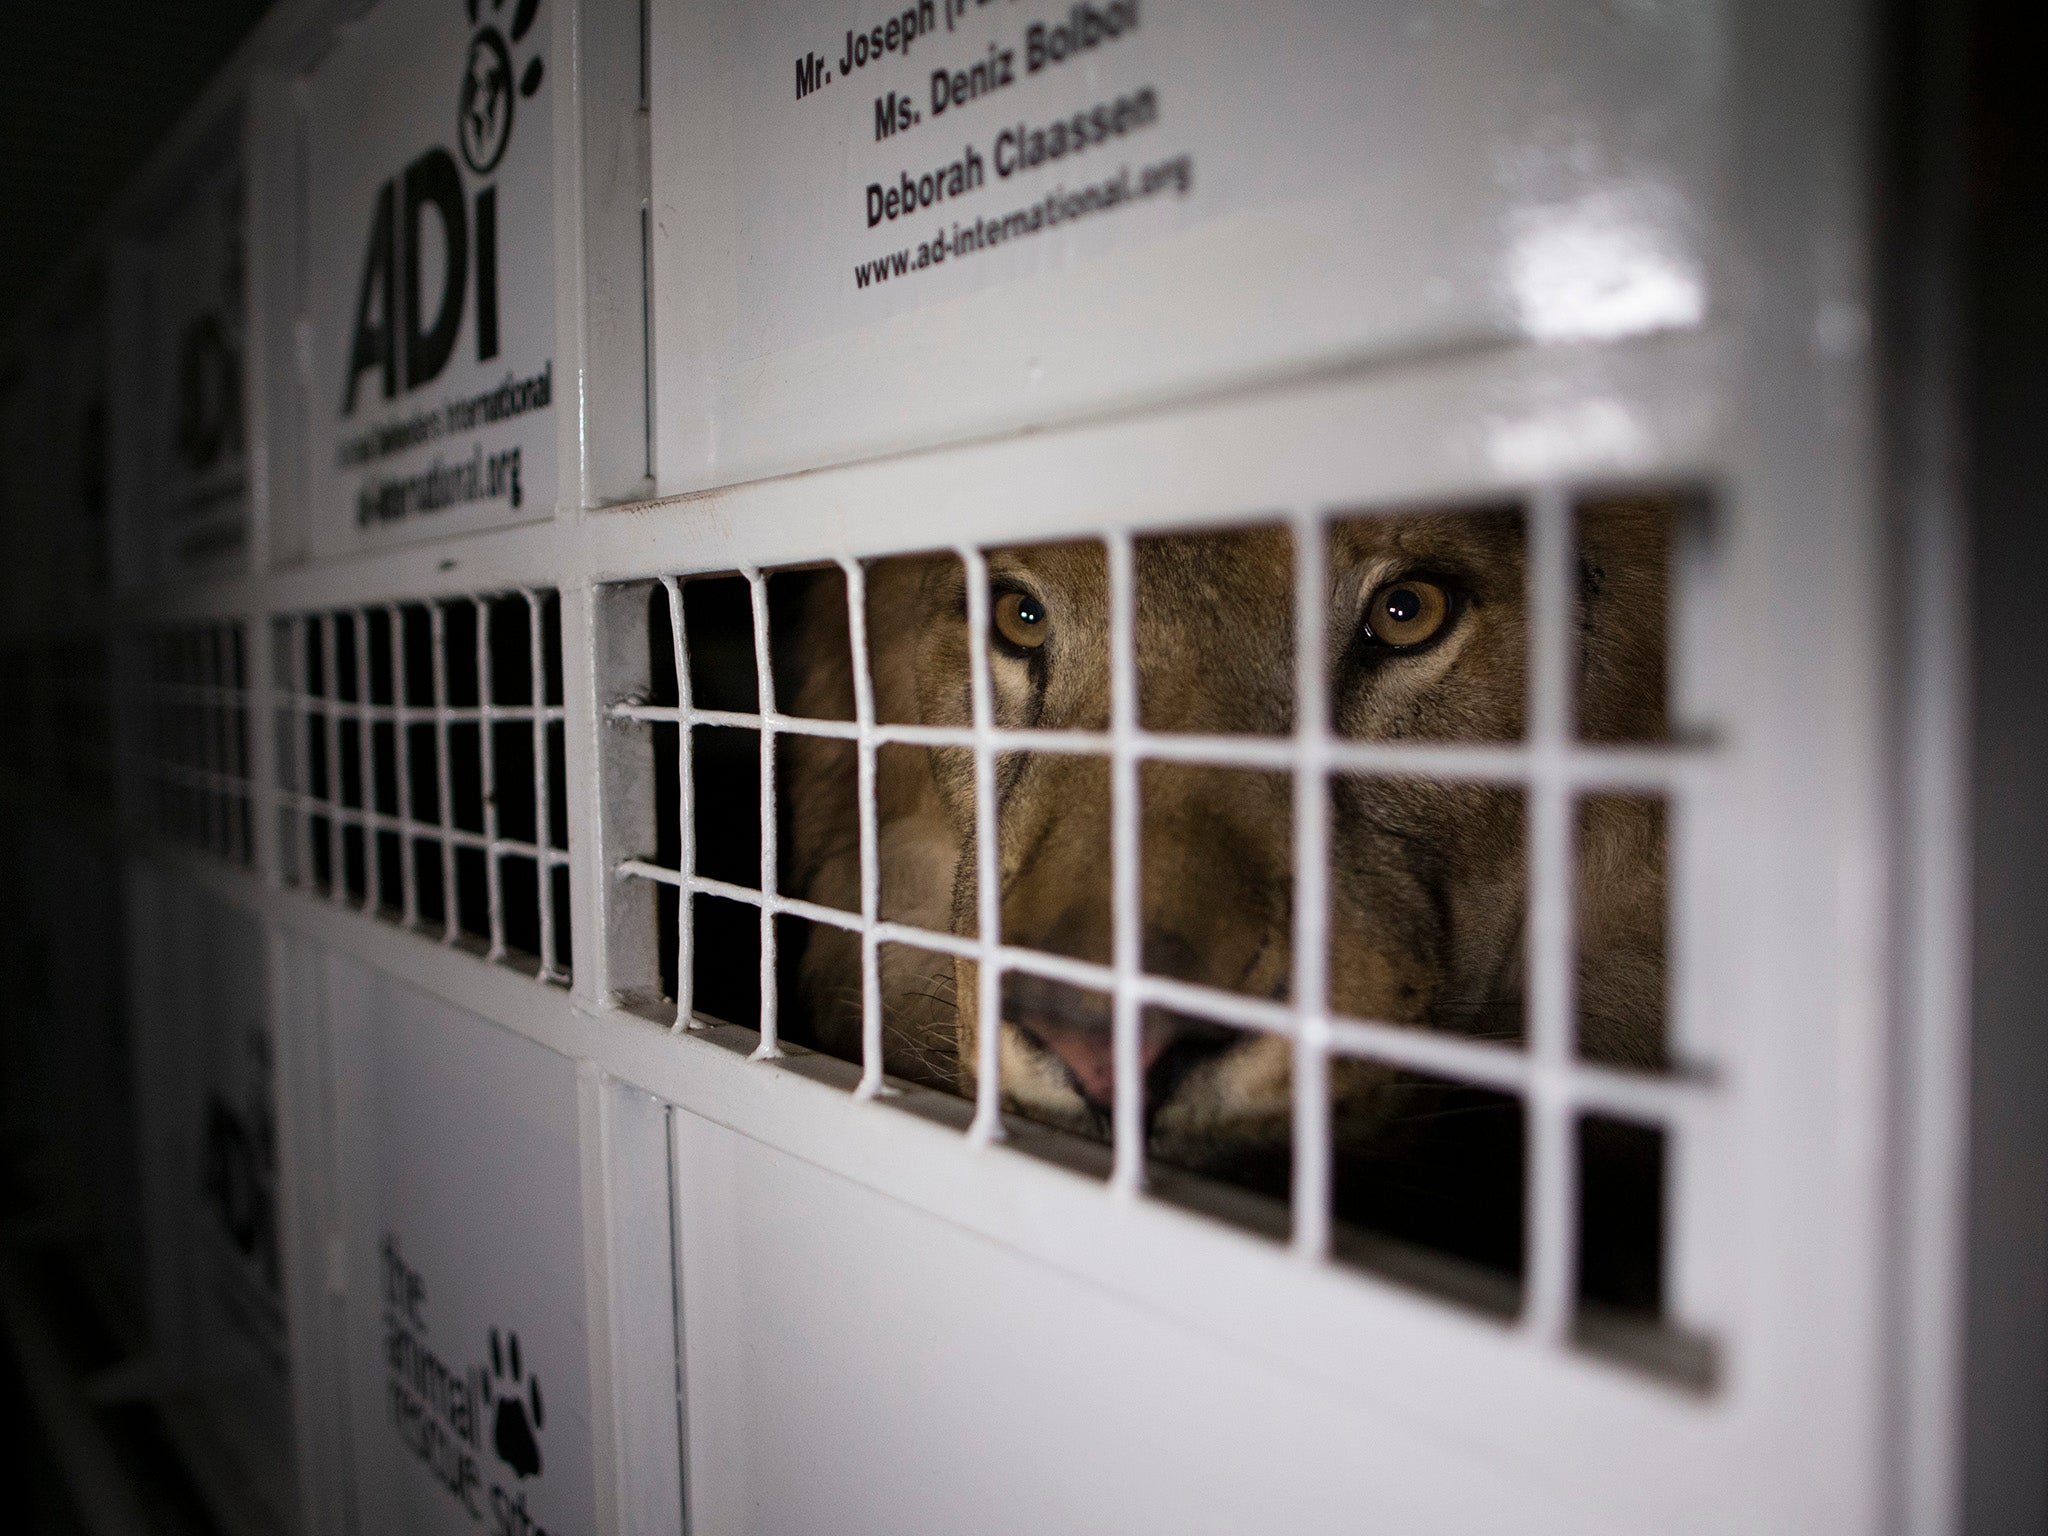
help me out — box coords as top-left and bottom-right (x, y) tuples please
(1005, 973), (1168, 1112)
(1005, 975), (1232, 1118)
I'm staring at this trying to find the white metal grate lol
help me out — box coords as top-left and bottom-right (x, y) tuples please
(273, 592), (570, 981)
(607, 488), (1713, 1381)
(139, 623), (252, 864)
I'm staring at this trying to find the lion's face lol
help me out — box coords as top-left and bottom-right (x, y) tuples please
(870, 507), (1667, 1174)
(785, 506), (1667, 1192)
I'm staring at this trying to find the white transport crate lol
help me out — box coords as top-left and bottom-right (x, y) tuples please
(128, 870), (299, 1528)
(111, 111), (254, 586)
(44, 278), (113, 605)
(0, 0), (1997, 1530)
(0, 266), (139, 1337)
(4, 822), (138, 1311)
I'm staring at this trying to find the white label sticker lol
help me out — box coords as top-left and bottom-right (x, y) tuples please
(735, 0), (1226, 354)
(333, 962), (594, 1535)
(163, 889), (297, 1513)
(194, 929), (290, 1382)
(138, 148), (250, 572)
(49, 298), (110, 595)
(305, 0), (556, 553)
(656, 0), (1717, 489)
(727, 0), (1467, 357)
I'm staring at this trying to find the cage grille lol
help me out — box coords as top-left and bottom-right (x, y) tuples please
(137, 623), (251, 863)
(274, 592), (569, 982)
(604, 490), (1716, 1382)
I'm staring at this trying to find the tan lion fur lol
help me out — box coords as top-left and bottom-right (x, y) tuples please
(781, 504), (1669, 1185)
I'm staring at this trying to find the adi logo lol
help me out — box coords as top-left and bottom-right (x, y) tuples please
(200, 1027), (280, 1293)
(175, 171), (246, 476)
(176, 313), (242, 474)
(201, 1026), (287, 1366)
(342, 0), (547, 416)
(459, 0), (545, 174)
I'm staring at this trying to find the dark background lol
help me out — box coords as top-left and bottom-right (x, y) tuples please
(0, 0), (273, 338)
(1951, 0), (2048, 1525)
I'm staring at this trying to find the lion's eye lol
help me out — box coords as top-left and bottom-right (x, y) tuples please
(1363, 578), (1452, 649)
(993, 590), (1049, 651)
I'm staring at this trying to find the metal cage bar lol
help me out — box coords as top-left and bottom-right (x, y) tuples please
(840, 557), (887, 1097)
(429, 602), (459, 944)
(292, 617), (315, 888)
(478, 599), (507, 962)
(1107, 531), (1144, 1197)
(136, 621), (256, 868)
(1523, 484), (1580, 1344)
(601, 490), (1710, 1360)
(660, 576), (693, 1028)
(745, 570), (780, 1058)
(1290, 508), (1334, 1263)
(320, 613), (343, 900)
(961, 546), (1004, 1146)
(259, 592), (571, 983)
(354, 608), (376, 916)
(529, 590), (559, 982)
(606, 702), (1700, 790)
(391, 605), (419, 928)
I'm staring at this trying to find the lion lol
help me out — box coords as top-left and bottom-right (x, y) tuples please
(777, 503), (1670, 1304)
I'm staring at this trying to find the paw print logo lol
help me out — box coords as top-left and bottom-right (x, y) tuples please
(483, 1326), (545, 1479)
(458, 0), (545, 176)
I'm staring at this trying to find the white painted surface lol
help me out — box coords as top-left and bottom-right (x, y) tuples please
(184, 892), (296, 1508)
(674, 1108), (1612, 1536)
(301, 0), (559, 556)
(43, 284), (112, 602)
(650, 0), (1723, 491)
(592, 1078), (686, 1536)
(121, 122), (252, 582)
(128, 866), (299, 1525)
(327, 952), (596, 1536)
